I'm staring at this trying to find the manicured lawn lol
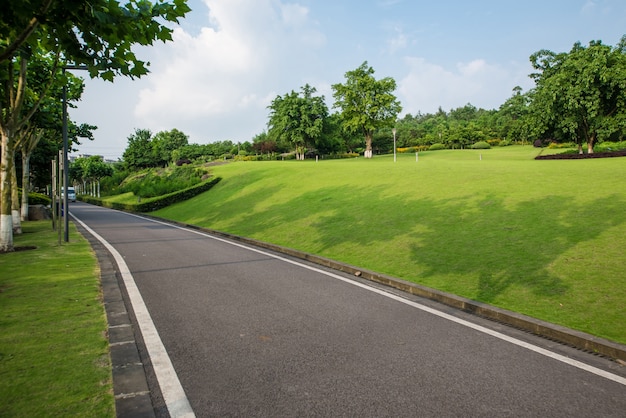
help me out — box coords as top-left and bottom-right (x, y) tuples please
(0, 221), (115, 417)
(155, 146), (626, 344)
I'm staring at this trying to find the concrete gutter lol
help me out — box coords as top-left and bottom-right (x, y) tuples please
(171, 220), (626, 363)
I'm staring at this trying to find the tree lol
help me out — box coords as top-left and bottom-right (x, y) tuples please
(528, 37), (626, 153)
(498, 86), (531, 144)
(0, 0), (190, 252)
(267, 84), (328, 160)
(122, 129), (156, 170)
(72, 156), (113, 197)
(332, 62), (402, 158)
(152, 128), (189, 166)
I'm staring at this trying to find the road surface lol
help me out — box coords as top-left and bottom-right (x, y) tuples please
(70, 202), (626, 417)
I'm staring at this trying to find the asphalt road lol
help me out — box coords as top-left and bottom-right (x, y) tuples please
(70, 202), (626, 417)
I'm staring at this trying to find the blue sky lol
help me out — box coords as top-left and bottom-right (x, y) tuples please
(71, 0), (626, 159)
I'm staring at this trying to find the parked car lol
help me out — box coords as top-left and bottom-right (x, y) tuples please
(61, 187), (76, 202)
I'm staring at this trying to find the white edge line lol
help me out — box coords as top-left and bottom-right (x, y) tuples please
(127, 212), (626, 387)
(71, 212), (195, 418)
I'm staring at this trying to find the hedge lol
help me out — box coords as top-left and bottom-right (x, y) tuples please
(80, 177), (221, 212)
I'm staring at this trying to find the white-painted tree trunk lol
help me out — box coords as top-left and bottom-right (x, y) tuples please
(20, 153), (30, 221)
(1, 132), (15, 251)
(0, 214), (13, 251)
(11, 162), (21, 234)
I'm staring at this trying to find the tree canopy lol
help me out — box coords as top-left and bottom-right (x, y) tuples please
(528, 37), (626, 153)
(332, 61), (402, 158)
(0, 0), (190, 251)
(267, 84), (328, 160)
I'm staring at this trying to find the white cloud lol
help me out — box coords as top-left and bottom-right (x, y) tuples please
(387, 28), (408, 55)
(134, 0), (325, 142)
(397, 56), (532, 115)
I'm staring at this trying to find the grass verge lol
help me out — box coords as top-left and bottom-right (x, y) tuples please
(0, 221), (114, 417)
(153, 146), (626, 345)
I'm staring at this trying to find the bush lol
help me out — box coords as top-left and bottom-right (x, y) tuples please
(548, 142), (576, 149)
(429, 143), (446, 151)
(83, 177), (222, 212)
(29, 192), (51, 205)
(498, 139), (513, 147)
(118, 165), (209, 198)
(470, 141), (491, 149)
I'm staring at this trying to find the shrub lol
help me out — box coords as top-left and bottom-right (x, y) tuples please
(83, 177), (222, 212)
(471, 141), (491, 149)
(548, 142), (576, 149)
(29, 192), (51, 205)
(499, 139), (513, 147)
(429, 143), (446, 151)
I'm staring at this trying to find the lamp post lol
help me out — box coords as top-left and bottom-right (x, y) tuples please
(392, 128), (397, 163)
(62, 65), (88, 242)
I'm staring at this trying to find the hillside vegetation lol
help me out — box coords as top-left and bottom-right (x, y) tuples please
(152, 146), (626, 344)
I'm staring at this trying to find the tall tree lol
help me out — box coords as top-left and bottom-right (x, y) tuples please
(152, 128), (189, 166)
(267, 84), (328, 160)
(528, 37), (626, 153)
(332, 62), (402, 158)
(122, 129), (155, 170)
(0, 0), (189, 251)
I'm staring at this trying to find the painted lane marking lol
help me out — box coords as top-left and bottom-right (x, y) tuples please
(127, 212), (626, 387)
(71, 213), (195, 418)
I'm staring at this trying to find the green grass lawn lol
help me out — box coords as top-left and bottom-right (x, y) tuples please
(0, 221), (115, 417)
(154, 146), (626, 344)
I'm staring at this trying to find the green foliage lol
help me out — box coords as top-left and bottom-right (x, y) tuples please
(267, 84), (328, 160)
(470, 141), (491, 149)
(86, 177), (221, 212)
(1, 0), (191, 79)
(528, 37), (626, 152)
(429, 143), (446, 150)
(118, 164), (208, 198)
(332, 61), (402, 155)
(122, 128), (157, 169)
(152, 128), (189, 166)
(28, 192), (51, 205)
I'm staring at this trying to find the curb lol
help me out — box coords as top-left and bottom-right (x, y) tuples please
(76, 223), (157, 418)
(164, 218), (626, 363)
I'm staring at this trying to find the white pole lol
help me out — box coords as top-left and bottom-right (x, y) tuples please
(392, 128), (397, 163)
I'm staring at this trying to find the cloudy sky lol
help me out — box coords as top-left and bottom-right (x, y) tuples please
(70, 0), (626, 160)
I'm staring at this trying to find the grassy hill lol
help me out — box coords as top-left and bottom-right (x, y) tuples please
(153, 146), (626, 344)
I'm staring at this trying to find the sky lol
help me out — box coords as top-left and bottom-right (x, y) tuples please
(69, 0), (626, 160)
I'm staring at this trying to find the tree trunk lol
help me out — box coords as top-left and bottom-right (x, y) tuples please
(11, 160), (21, 234)
(21, 153), (31, 221)
(364, 132), (373, 158)
(0, 131), (15, 252)
(587, 133), (596, 154)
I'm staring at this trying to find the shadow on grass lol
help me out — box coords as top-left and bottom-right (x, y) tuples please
(215, 183), (625, 303)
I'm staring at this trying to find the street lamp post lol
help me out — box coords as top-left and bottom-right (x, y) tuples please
(392, 128), (397, 163)
(62, 65), (88, 242)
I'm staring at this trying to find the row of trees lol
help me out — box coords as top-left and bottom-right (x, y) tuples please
(256, 37), (626, 159)
(0, 0), (191, 251)
(117, 34), (626, 172)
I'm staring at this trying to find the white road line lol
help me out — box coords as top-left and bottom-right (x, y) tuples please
(128, 212), (626, 387)
(71, 213), (195, 418)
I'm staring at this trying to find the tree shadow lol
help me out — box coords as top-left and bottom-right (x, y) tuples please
(206, 181), (625, 303)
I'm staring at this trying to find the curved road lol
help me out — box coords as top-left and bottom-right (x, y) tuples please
(70, 203), (626, 417)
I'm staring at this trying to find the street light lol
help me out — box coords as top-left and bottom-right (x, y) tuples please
(392, 128), (397, 163)
(62, 65), (88, 242)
